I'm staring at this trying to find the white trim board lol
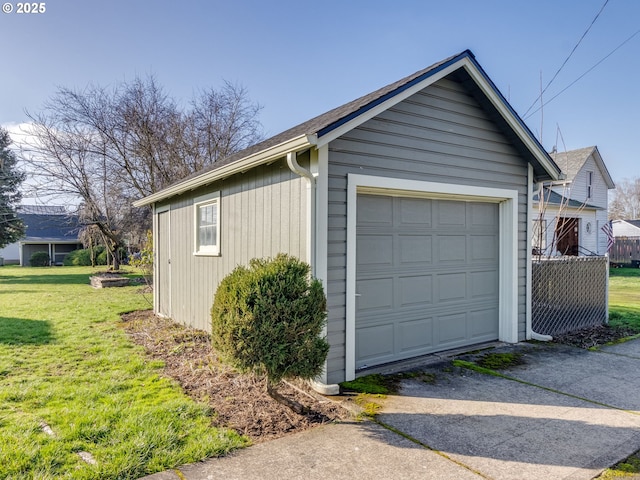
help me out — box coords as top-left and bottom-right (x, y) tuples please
(345, 174), (519, 381)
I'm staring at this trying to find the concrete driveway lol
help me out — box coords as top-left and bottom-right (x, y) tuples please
(141, 338), (640, 480)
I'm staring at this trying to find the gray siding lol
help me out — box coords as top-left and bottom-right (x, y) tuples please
(156, 158), (308, 332)
(325, 76), (530, 384)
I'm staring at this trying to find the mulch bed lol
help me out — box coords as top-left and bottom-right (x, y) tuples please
(120, 311), (348, 443)
(552, 324), (639, 349)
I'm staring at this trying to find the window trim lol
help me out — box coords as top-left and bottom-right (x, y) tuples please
(587, 171), (593, 199)
(193, 191), (220, 256)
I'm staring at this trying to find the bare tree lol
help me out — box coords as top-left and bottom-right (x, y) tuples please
(609, 177), (640, 220)
(189, 81), (263, 167)
(20, 76), (263, 269)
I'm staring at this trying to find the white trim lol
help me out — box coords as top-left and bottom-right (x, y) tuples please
(314, 145), (331, 387)
(345, 174), (519, 381)
(154, 204), (171, 318)
(134, 135), (317, 207)
(314, 146), (329, 288)
(193, 191), (221, 256)
(527, 164), (553, 341)
(526, 164), (533, 340)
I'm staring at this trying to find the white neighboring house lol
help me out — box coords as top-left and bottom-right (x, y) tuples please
(533, 146), (615, 256)
(612, 220), (640, 238)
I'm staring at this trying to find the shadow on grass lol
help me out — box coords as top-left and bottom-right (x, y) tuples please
(610, 267), (640, 278)
(0, 317), (55, 345)
(0, 272), (91, 286)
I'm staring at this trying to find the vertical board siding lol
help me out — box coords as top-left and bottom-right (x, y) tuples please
(157, 159), (307, 332)
(325, 76), (530, 384)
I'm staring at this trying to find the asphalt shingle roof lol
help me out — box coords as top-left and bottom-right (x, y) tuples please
(20, 213), (81, 241)
(550, 146), (596, 182)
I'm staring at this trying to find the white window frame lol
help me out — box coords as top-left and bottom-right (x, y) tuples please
(587, 171), (593, 199)
(193, 191), (220, 256)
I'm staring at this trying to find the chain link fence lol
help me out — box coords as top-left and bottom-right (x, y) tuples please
(532, 256), (609, 336)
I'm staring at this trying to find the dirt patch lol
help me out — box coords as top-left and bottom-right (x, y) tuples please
(120, 311), (348, 443)
(552, 324), (639, 349)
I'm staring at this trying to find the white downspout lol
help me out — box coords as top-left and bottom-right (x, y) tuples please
(286, 151), (339, 395)
(528, 163), (553, 341)
(287, 152), (315, 271)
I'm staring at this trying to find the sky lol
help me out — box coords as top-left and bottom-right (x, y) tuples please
(1, 0), (639, 189)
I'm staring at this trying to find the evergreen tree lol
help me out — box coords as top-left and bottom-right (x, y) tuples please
(0, 127), (25, 248)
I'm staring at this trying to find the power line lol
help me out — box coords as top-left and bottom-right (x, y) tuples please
(522, 0), (610, 118)
(524, 28), (640, 119)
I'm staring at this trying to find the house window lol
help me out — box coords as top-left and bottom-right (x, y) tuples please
(194, 192), (220, 255)
(587, 171), (593, 199)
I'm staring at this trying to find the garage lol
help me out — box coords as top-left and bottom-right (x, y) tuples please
(354, 193), (500, 370)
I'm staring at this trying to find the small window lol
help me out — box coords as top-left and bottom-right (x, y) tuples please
(194, 192), (220, 255)
(587, 171), (593, 199)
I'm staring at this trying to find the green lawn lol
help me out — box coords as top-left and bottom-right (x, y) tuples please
(0, 266), (246, 480)
(608, 267), (640, 331)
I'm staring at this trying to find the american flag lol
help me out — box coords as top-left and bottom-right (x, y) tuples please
(601, 220), (614, 252)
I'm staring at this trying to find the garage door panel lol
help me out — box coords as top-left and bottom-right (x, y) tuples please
(471, 235), (498, 262)
(358, 195), (393, 224)
(470, 203), (499, 226)
(399, 275), (433, 307)
(437, 200), (466, 226)
(437, 312), (468, 345)
(357, 278), (394, 311)
(470, 270), (498, 298)
(470, 307), (499, 339)
(399, 197), (432, 225)
(438, 235), (466, 263)
(356, 194), (499, 370)
(397, 317), (434, 353)
(399, 235), (432, 264)
(357, 235), (393, 267)
(437, 273), (467, 302)
(357, 324), (395, 365)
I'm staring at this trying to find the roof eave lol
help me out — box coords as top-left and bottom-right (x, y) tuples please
(591, 146), (616, 189)
(133, 133), (317, 207)
(316, 54), (560, 181)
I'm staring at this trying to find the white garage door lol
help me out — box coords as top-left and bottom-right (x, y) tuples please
(355, 194), (499, 369)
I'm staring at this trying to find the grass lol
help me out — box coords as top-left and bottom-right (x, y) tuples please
(608, 268), (640, 332)
(597, 451), (640, 478)
(0, 266), (246, 480)
(476, 352), (524, 369)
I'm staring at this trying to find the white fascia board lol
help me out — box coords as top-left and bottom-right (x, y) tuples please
(315, 62), (463, 148)
(460, 59), (560, 181)
(133, 134), (317, 207)
(591, 148), (616, 189)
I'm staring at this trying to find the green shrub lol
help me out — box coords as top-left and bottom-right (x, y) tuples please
(63, 247), (107, 266)
(211, 254), (329, 385)
(29, 251), (50, 267)
(96, 249), (108, 266)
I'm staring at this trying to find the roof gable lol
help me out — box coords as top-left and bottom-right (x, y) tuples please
(135, 50), (561, 207)
(550, 146), (615, 189)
